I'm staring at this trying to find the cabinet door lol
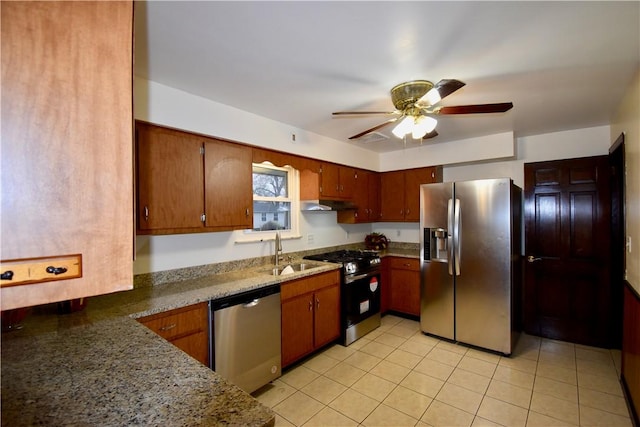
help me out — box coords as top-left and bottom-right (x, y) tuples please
(380, 170), (406, 221)
(1, 1), (133, 310)
(381, 258), (391, 313)
(368, 172), (381, 221)
(339, 166), (355, 199)
(139, 302), (209, 366)
(404, 168), (436, 221)
(171, 332), (209, 366)
(314, 284), (340, 348)
(351, 170), (370, 223)
(137, 123), (205, 231)
(320, 163), (341, 199)
(390, 267), (421, 316)
(281, 294), (314, 367)
(204, 139), (253, 229)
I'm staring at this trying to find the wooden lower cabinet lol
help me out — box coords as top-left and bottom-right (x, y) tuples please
(138, 302), (209, 366)
(281, 270), (340, 367)
(388, 257), (421, 317)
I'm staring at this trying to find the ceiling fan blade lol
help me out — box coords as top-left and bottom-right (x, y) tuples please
(433, 79), (466, 100)
(436, 102), (513, 115)
(333, 111), (399, 116)
(422, 130), (438, 140)
(348, 117), (399, 140)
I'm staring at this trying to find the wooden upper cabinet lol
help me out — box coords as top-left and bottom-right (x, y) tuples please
(338, 169), (380, 224)
(204, 139), (252, 229)
(320, 163), (355, 200)
(0, 1), (134, 310)
(380, 166), (442, 222)
(380, 170), (406, 221)
(135, 122), (254, 234)
(137, 123), (205, 231)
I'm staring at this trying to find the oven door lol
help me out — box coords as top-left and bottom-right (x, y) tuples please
(343, 269), (381, 328)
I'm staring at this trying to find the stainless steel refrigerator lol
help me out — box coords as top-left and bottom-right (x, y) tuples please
(420, 178), (522, 355)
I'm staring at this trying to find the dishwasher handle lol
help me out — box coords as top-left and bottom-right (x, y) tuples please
(243, 299), (260, 308)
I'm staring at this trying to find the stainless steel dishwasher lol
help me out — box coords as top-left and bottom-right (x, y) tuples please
(210, 284), (281, 393)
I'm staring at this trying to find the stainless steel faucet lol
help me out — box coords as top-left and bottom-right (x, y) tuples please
(275, 231), (283, 267)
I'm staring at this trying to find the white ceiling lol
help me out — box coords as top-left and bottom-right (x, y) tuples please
(134, 1), (639, 153)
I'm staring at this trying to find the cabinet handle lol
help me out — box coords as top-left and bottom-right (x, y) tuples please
(245, 208), (249, 217)
(406, 208), (410, 215)
(144, 206), (149, 222)
(1, 270), (14, 280)
(46, 266), (68, 275)
(308, 300), (313, 311)
(159, 323), (177, 331)
(316, 298), (320, 309)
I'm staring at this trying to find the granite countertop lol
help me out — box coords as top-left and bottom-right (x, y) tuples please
(381, 247), (420, 259)
(1, 260), (339, 427)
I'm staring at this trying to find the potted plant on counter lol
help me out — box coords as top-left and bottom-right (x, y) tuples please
(365, 232), (389, 250)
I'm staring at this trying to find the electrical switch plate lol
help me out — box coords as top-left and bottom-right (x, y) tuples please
(626, 236), (632, 253)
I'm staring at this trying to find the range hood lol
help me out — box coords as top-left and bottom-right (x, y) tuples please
(301, 200), (358, 211)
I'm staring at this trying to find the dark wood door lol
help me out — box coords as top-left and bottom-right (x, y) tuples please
(524, 156), (612, 347)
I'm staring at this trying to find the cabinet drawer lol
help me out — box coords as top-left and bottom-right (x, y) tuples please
(1, 254), (82, 287)
(281, 270), (340, 300)
(138, 302), (208, 341)
(388, 257), (420, 271)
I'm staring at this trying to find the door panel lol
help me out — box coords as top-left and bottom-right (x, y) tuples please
(524, 156), (612, 347)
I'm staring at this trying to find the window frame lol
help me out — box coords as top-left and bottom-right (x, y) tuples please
(235, 162), (300, 243)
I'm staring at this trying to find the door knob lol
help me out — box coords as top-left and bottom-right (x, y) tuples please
(527, 256), (542, 263)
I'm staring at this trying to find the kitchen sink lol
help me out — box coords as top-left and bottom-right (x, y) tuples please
(262, 263), (319, 276)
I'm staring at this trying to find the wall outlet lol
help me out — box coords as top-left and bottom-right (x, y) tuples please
(307, 234), (314, 244)
(626, 236), (632, 253)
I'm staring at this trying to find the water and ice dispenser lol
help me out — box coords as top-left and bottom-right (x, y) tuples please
(423, 228), (449, 262)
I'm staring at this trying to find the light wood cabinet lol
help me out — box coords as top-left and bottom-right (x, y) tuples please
(281, 270), (340, 367)
(338, 169), (381, 224)
(388, 257), (421, 317)
(380, 166), (442, 222)
(0, 1), (134, 310)
(135, 122), (252, 234)
(138, 302), (209, 366)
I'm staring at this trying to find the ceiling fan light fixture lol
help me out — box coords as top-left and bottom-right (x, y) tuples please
(391, 116), (414, 138)
(422, 88), (441, 106)
(412, 116), (437, 139)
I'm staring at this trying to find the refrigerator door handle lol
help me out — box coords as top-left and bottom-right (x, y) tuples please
(454, 198), (461, 276)
(447, 198), (454, 275)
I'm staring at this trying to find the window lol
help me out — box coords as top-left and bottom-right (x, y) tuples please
(238, 163), (299, 241)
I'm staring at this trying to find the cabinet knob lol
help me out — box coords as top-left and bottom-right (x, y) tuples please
(46, 266), (68, 275)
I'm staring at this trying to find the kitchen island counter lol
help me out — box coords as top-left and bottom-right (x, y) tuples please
(1, 261), (339, 426)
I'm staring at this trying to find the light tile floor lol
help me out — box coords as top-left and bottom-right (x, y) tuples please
(253, 315), (633, 427)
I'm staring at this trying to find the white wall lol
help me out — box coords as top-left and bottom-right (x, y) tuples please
(133, 78), (613, 274)
(610, 70), (640, 293)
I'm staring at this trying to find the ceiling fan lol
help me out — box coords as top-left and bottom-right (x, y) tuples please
(333, 79), (513, 141)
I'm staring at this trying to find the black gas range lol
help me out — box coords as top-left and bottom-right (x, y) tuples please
(304, 249), (382, 345)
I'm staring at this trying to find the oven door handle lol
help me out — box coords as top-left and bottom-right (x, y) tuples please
(345, 271), (379, 284)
